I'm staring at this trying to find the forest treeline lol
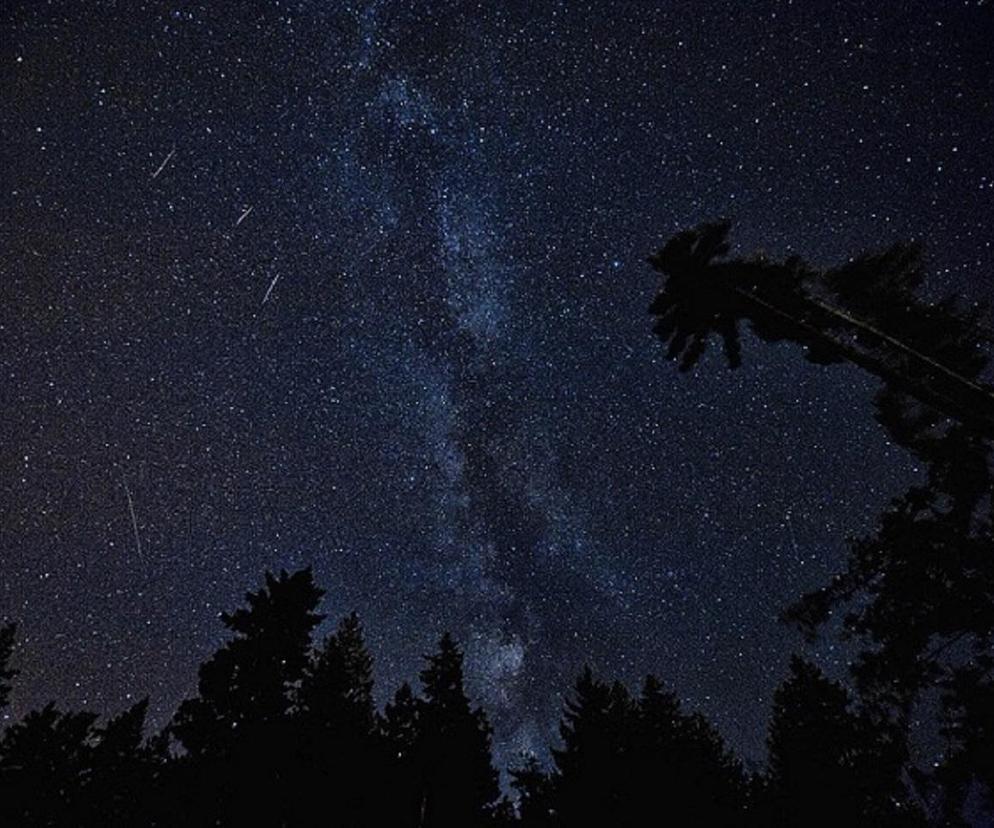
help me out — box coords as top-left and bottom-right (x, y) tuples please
(0, 571), (936, 826)
(2, 223), (992, 825)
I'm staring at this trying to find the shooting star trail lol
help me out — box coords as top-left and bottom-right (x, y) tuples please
(121, 472), (143, 560)
(261, 272), (281, 306)
(236, 205), (254, 226)
(151, 146), (176, 179)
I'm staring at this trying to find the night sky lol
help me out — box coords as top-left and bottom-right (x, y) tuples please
(2, 1), (992, 775)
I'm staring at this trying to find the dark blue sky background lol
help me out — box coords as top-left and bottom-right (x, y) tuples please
(2, 0), (992, 774)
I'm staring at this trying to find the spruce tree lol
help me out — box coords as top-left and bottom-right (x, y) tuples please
(648, 223), (994, 811)
(416, 633), (500, 827)
(169, 567), (325, 823)
(766, 657), (919, 826)
(171, 568), (325, 756)
(295, 612), (378, 824)
(380, 681), (423, 825)
(0, 703), (97, 826)
(550, 668), (633, 825)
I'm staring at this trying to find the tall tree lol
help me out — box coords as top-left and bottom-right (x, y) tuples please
(299, 612), (375, 733)
(633, 675), (745, 824)
(295, 612), (379, 825)
(510, 754), (556, 828)
(0, 703), (97, 826)
(765, 657), (920, 826)
(542, 668), (746, 825)
(84, 699), (158, 826)
(648, 222), (994, 809)
(550, 668), (633, 826)
(380, 681), (424, 825)
(169, 567), (325, 823)
(171, 567), (325, 756)
(935, 665), (994, 824)
(416, 633), (500, 827)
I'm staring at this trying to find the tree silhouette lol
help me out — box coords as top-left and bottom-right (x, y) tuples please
(4, 562), (988, 822)
(169, 567), (325, 823)
(764, 657), (921, 826)
(299, 612), (375, 732)
(531, 668), (746, 826)
(0, 703), (97, 826)
(549, 667), (633, 825)
(416, 632), (501, 827)
(85, 699), (160, 826)
(510, 754), (556, 827)
(935, 665), (994, 824)
(647, 221), (994, 437)
(380, 681), (424, 825)
(649, 222), (994, 815)
(634, 675), (746, 824)
(295, 611), (379, 825)
(171, 567), (325, 756)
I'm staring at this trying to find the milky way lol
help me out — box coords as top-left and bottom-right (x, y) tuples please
(2, 1), (992, 775)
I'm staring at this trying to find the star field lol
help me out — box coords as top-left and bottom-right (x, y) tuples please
(2, 0), (992, 775)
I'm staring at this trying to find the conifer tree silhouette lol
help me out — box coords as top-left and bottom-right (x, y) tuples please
(300, 612), (375, 732)
(634, 675), (746, 824)
(295, 611), (379, 825)
(380, 680), (424, 825)
(85, 699), (158, 826)
(936, 665), (994, 824)
(416, 632), (500, 827)
(510, 754), (556, 827)
(550, 667), (631, 825)
(169, 567), (325, 823)
(540, 668), (746, 826)
(0, 703), (97, 826)
(648, 223), (994, 815)
(764, 657), (921, 826)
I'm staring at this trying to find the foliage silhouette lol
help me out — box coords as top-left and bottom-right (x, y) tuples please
(513, 668), (746, 826)
(414, 632), (501, 826)
(1, 561), (990, 824)
(649, 222), (994, 822)
(648, 221), (994, 437)
(294, 611), (380, 825)
(0, 703), (97, 825)
(763, 657), (921, 826)
(169, 567), (326, 824)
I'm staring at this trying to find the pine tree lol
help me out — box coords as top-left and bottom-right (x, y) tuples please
(380, 681), (423, 825)
(171, 568), (325, 756)
(299, 612), (375, 733)
(295, 612), (379, 824)
(648, 223), (994, 810)
(546, 669), (746, 825)
(416, 633), (500, 827)
(634, 675), (745, 823)
(550, 667), (633, 825)
(169, 567), (325, 823)
(936, 665), (994, 824)
(0, 703), (97, 826)
(765, 657), (919, 826)
(84, 699), (155, 826)
(510, 754), (556, 827)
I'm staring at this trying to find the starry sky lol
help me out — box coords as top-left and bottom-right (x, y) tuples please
(2, 0), (992, 775)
